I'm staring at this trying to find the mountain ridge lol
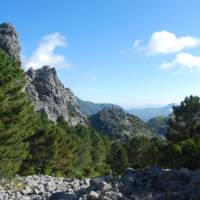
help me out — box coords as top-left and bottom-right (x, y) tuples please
(76, 97), (122, 116)
(128, 104), (174, 122)
(89, 107), (157, 141)
(77, 97), (175, 122)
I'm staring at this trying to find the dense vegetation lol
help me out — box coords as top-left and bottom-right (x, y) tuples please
(20, 115), (111, 177)
(163, 95), (200, 169)
(125, 96), (200, 170)
(148, 116), (169, 136)
(0, 49), (39, 177)
(0, 49), (199, 178)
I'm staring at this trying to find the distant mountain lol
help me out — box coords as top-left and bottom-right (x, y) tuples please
(89, 107), (157, 141)
(128, 104), (174, 122)
(76, 97), (122, 116)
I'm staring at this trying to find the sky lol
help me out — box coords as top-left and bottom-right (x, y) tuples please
(1, 0), (200, 108)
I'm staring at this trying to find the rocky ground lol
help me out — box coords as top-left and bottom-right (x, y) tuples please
(0, 166), (200, 200)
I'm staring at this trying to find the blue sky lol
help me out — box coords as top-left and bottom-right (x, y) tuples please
(1, 0), (200, 108)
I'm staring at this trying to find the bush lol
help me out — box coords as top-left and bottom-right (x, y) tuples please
(172, 138), (200, 169)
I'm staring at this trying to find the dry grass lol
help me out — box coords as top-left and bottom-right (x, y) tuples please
(0, 177), (27, 191)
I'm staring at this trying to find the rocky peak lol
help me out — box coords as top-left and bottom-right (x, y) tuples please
(26, 66), (61, 90)
(0, 22), (20, 61)
(89, 107), (156, 140)
(26, 66), (89, 126)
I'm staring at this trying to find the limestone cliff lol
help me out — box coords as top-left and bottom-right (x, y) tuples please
(0, 22), (20, 61)
(26, 66), (89, 126)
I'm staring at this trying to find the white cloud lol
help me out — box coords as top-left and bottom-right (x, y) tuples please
(135, 31), (200, 55)
(23, 32), (71, 69)
(160, 53), (200, 71)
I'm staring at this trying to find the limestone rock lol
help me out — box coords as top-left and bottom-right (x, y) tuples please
(90, 177), (112, 192)
(25, 66), (89, 126)
(48, 192), (78, 200)
(0, 169), (200, 200)
(0, 22), (20, 61)
(86, 191), (99, 200)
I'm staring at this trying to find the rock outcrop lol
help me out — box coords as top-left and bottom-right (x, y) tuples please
(26, 66), (89, 126)
(89, 108), (156, 140)
(0, 22), (20, 61)
(1, 167), (200, 200)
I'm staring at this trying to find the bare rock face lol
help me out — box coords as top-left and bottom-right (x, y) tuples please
(0, 22), (21, 61)
(25, 66), (89, 126)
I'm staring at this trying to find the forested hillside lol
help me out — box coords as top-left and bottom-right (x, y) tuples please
(0, 49), (111, 177)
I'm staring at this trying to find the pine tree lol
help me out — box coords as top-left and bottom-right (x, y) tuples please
(107, 142), (128, 175)
(128, 136), (165, 169)
(167, 95), (200, 141)
(0, 49), (38, 177)
(20, 113), (76, 177)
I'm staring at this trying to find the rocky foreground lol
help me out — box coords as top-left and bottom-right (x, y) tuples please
(0, 167), (200, 200)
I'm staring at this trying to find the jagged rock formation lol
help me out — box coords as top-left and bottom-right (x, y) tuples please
(89, 107), (156, 140)
(76, 97), (122, 116)
(25, 66), (88, 126)
(1, 167), (200, 200)
(0, 22), (20, 61)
